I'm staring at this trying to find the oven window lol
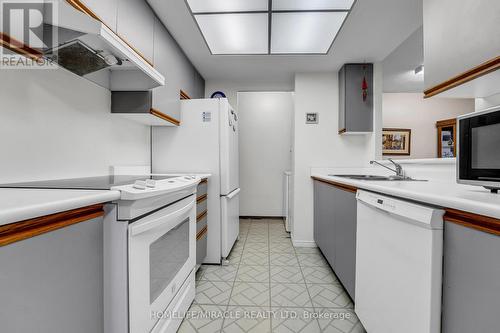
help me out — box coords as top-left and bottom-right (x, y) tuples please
(149, 218), (189, 304)
(471, 123), (500, 169)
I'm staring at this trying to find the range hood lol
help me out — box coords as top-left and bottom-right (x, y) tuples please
(3, 0), (164, 90)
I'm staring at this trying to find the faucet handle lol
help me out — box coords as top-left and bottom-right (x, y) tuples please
(388, 159), (404, 176)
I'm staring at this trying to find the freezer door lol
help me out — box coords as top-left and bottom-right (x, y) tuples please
(219, 99), (240, 195)
(220, 188), (240, 258)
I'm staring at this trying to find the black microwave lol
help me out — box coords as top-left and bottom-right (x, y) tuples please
(457, 106), (500, 193)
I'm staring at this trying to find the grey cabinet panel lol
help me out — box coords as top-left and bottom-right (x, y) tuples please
(0, 217), (104, 333)
(193, 70), (205, 99)
(117, 0), (154, 63)
(338, 63), (373, 133)
(197, 232), (207, 265)
(442, 222), (500, 333)
(81, 0), (118, 31)
(313, 180), (357, 300)
(180, 63), (195, 98)
(313, 181), (336, 268)
(338, 66), (346, 131)
(152, 17), (181, 120)
(333, 188), (357, 299)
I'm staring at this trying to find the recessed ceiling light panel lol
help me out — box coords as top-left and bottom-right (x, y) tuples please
(272, 0), (355, 11)
(187, 0), (268, 13)
(195, 13), (269, 54)
(271, 12), (348, 54)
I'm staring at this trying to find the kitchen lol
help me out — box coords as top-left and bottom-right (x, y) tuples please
(0, 0), (499, 332)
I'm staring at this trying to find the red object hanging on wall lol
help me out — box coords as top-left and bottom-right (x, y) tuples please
(362, 65), (368, 102)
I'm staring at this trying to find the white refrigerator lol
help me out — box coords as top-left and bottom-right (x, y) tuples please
(152, 98), (240, 264)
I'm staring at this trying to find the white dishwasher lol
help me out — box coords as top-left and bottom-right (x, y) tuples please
(355, 190), (444, 333)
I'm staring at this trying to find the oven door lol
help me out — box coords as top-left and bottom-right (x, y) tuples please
(458, 109), (500, 185)
(128, 195), (196, 333)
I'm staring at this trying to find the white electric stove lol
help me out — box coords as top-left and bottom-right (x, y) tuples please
(1, 174), (201, 333)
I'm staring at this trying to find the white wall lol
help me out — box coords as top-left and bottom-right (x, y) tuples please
(476, 92), (500, 111)
(291, 69), (382, 246)
(0, 69), (150, 183)
(383, 93), (474, 159)
(237, 92), (293, 217)
(423, 0), (500, 90)
(204, 79), (294, 108)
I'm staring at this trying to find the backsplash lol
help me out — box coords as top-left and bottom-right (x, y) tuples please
(0, 69), (151, 183)
(311, 158), (457, 183)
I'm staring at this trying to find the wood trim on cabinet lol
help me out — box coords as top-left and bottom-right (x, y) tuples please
(196, 194), (207, 204)
(311, 176), (357, 193)
(180, 90), (191, 100)
(65, 0), (154, 67)
(0, 33), (43, 61)
(424, 55), (500, 98)
(436, 118), (457, 158)
(436, 118), (457, 128)
(150, 108), (181, 126)
(197, 210), (208, 222)
(196, 225), (208, 240)
(444, 208), (500, 236)
(0, 204), (104, 247)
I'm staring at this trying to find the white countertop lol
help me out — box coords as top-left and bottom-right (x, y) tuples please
(0, 189), (120, 226)
(311, 172), (500, 219)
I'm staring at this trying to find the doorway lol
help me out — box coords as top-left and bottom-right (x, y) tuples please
(237, 91), (294, 217)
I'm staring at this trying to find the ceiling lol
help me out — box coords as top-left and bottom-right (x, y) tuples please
(382, 26), (424, 93)
(147, 0), (423, 84)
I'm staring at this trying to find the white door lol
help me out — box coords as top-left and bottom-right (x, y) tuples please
(219, 99), (239, 195)
(221, 188), (240, 258)
(236, 92), (293, 216)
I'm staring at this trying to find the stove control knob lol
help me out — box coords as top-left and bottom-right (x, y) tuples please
(133, 180), (147, 190)
(145, 179), (157, 188)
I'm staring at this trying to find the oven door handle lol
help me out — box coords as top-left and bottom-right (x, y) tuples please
(129, 200), (195, 236)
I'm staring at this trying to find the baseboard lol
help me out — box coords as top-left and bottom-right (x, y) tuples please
(240, 216), (284, 220)
(291, 239), (317, 248)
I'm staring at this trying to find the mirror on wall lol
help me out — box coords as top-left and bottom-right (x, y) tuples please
(381, 27), (474, 159)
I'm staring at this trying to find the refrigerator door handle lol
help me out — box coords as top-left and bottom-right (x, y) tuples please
(226, 188), (241, 199)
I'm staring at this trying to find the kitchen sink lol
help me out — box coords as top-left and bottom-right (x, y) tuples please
(330, 174), (426, 181)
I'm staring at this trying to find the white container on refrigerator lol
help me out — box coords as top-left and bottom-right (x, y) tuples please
(152, 98), (240, 264)
(355, 190), (444, 333)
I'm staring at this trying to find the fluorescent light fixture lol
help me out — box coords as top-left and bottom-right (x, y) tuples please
(195, 13), (268, 54)
(186, 0), (354, 54)
(414, 65), (424, 75)
(271, 12), (348, 54)
(186, 0), (268, 13)
(273, 0), (355, 11)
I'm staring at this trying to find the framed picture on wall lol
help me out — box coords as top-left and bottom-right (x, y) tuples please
(382, 128), (411, 155)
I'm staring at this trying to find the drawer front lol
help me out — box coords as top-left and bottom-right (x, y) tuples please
(197, 180), (208, 197)
(196, 226), (208, 265)
(196, 197), (207, 216)
(196, 213), (207, 234)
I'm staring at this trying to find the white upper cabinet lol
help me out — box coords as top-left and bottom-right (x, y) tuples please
(116, 0), (155, 64)
(79, 0), (118, 31)
(423, 0), (500, 98)
(152, 17), (181, 122)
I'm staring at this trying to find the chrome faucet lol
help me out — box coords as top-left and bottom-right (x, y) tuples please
(370, 159), (405, 178)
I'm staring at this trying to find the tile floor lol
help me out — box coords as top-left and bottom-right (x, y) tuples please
(179, 219), (366, 333)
